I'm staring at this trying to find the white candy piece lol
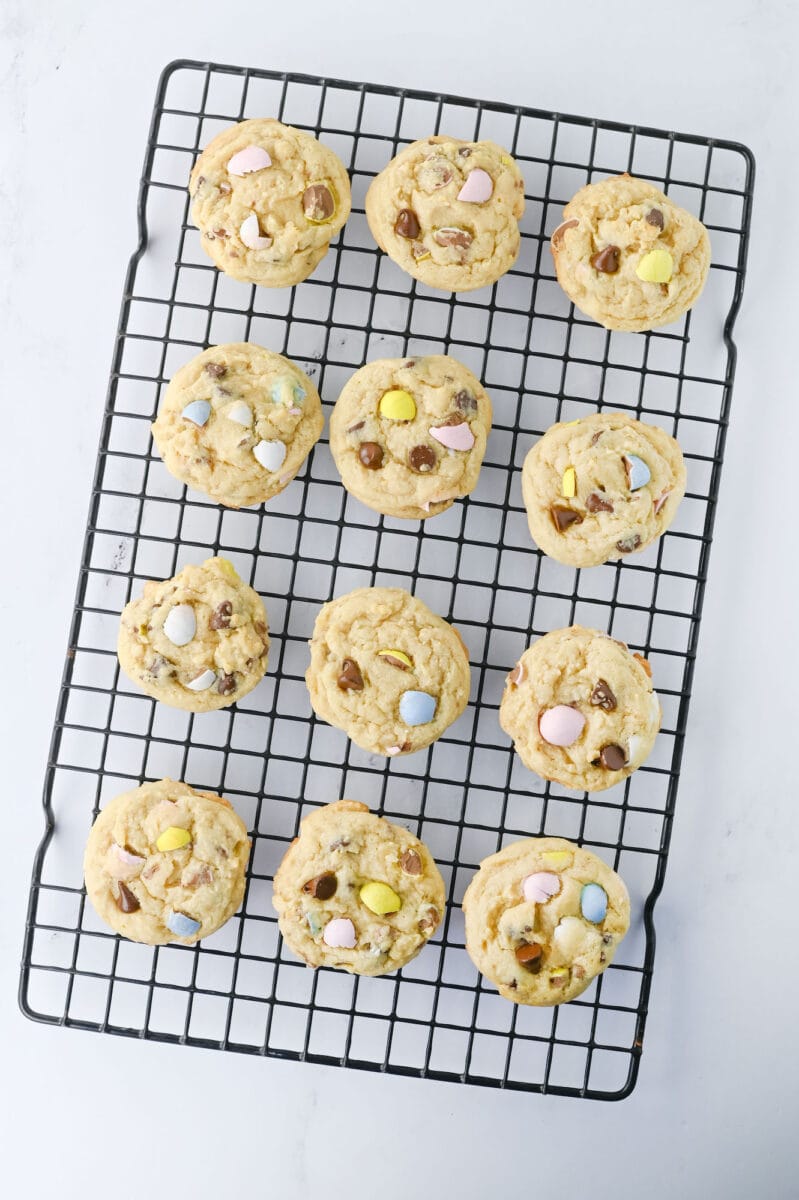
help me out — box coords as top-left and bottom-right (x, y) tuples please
(225, 400), (253, 426)
(162, 604), (196, 646)
(239, 213), (273, 250)
(253, 439), (287, 472)
(185, 669), (217, 691)
(227, 145), (272, 176)
(553, 916), (590, 957)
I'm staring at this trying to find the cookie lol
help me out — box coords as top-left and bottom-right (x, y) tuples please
(550, 174), (711, 331)
(306, 587), (471, 756)
(189, 118), (351, 287)
(329, 355), (492, 520)
(272, 800), (446, 975)
(117, 557), (269, 712)
(522, 411), (686, 567)
(500, 626), (661, 793)
(151, 343), (324, 508)
(83, 779), (250, 945)
(462, 836), (630, 1005)
(365, 135), (525, 292)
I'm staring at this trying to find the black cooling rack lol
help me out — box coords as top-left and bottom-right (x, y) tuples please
(19, 59), (754, 1100)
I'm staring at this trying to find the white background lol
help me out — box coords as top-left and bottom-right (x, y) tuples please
(1, 1), (796, 1195)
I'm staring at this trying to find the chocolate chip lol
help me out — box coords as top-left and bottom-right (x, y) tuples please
(434, 226), (472, 249)
(148, 654), (171, 677)
(586, 491), (614, 513)
(454, 389), (477, 413)
(217, 674), (236, 695)
(205, 362), (227, 379)
(255, 621), (267, 635)
(213, 227), (229, 240)
(358, 441), (384, 469)
(337, 658), (364, 691)
(590, 679), (617, 711)
(616, 534), (642, 554)
(591, 245), (621, 273)
(347, 420), (365, 433)
(402, 360), (416, 369)
(602, 933), (613, 944)
(573, 963), (586, 980)
(116, 882), (140, 913)
(418, 907), (439, 933)
(600, 744), (627, 771)
(302, 871), (337, 900)
(380, 652), (411, 670)
(458, 146), (472, 157)
(551, 218), (579, 248)
(646, 208), (664, 229)
(515, 943), (543, 973)
(400, 849), (422, 875)
(394, 208), (420, 239)
(550, 505), (583, 532)
(408, 444), (436, 473)
(209, 600), (232, 630)
(590, 430), (603, 446)
(302, 183), (335, 222)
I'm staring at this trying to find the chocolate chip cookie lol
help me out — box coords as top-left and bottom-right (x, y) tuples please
(366, 135), (525, 292)
(190, 118), (351, 287)
(329, 355), (492, 520)
(273, 800), (446, 975)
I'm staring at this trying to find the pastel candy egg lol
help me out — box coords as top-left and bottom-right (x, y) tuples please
(623, 454), (651, 491)
(166, 911), (201, 938)
(522, 871), (561, 904)
(162, 604), (196, 646)
(399, 690), (437, 726)
(379, 389), (416, 421)
(239, 213), (273, 250)
(430, 421), (475, 451)
(185, 668), (216, 691)
(271, 377), (306, 407)
(543, 850), (572, 868)
(227, 145), (272, 175)
(538, 705), (586, 747)
(457, 168), (493, 203)
(253, 439), (287, 472)
(553, 915), (589, 957)
(635, 248), (673, 283)
(360, 881), (402, 915)
(181, 399), (211, 427)
(156, 826), (192, 852)
(580, 882), (608, 924)
(377, 649), (413, 669)
(323, 917), (356, 948)
(106, 843), (145, 880)
(225, 400), (253, 426)
(561, 466), (576, 498)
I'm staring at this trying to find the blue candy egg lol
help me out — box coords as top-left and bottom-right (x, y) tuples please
(181, 399), (211, 427)
(624, 454), (651, 491)
(399, 690), (437, 726)
(580, 883), (608, 924)
(271, 377), (306, 407)
(166, 910), (201, 938)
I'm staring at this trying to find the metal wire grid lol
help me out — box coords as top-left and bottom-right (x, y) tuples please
(19, 60), (754, 1099)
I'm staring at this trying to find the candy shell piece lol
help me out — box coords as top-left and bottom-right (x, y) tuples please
(553, 915), (588, 957)
(181, 399), (211, 427)
(239, 213), (273, 250)
(379, 389), (416, 421)
(166, 910), (202, 938)
(635, 248), (673, 283)
(271, 377), (306, 408)
(399, 690), (437, 726)
(156, 826), (192, 852)
(227, 145), (272, 175)
(225, 400), (253, 426)
(306, 911), (324, 937)
(580, 882), (608, 924)
(430, 421), (475, 451)
(538, 705), (586, 747)
(623, 454), (651, 491)
(360, 880), (402, 915)
(522, 871), (561, 904)
(185, 668), (217, 692)
(253, 439), (287, 472)
(457, 168), (493, 203)
(163, 604), (196, 647)
(543, 850), (572, 868)
(377, 649), (413, 670)
(106, 844), (145, 880)
(323, 917), (356, 948)
(561, 466), (577, 498)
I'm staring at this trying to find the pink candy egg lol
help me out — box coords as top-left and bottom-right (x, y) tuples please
(539, 704), (586, 747)
(430, 422), (476, 451)
(522, 871), (561, 904)
(323, 918), (356, 948)
(457, 168), (493, 203)
(227, 146), (272, 175)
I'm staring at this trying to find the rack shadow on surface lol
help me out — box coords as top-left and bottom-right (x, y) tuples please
(19, 59), (754, 1099)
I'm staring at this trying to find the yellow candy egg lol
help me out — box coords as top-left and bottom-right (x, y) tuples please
(635, 248), (673, 283)
(377, 649), (414, 669)
(156, 826), (192, 852)
(216, 558), (240, 582)
(561, 467), (576, 498)
(379, 389), (416, 422)
(359, 881), (402, 915)
(542, 850), (572, 867)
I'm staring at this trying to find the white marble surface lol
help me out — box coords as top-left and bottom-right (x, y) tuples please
(1, 0), (797, 1194)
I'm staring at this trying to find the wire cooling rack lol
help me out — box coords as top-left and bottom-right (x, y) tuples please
(20, 59), (754, 1099)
